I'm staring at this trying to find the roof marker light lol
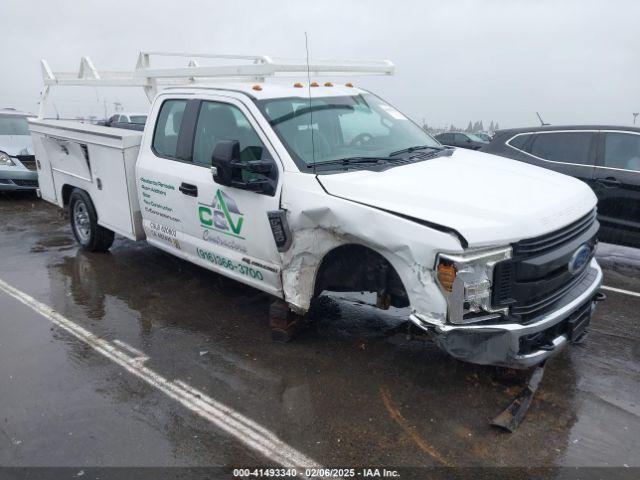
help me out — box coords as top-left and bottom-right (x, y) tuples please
(310, 81), (319, 87)
(252, 84), (262, 91)
(293, 82), (303, 88)
(324, 82), (333, 87)
(345, 82), (354, 87)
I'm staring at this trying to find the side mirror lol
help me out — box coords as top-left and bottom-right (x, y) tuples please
(211, 140), (275, 195)
(211, 140), (239, 187)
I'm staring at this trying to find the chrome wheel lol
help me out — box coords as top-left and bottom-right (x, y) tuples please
(73, 200), (91, 243)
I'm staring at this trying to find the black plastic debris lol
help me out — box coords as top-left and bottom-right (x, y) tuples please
(491, 361), (546, 433)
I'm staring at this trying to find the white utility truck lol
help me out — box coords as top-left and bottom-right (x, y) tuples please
(29, 53), (603, 368)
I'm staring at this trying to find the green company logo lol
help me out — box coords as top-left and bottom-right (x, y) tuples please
(198, 190), (244, 239)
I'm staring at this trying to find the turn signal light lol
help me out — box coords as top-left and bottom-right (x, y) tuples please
(437, 263), (457, 293)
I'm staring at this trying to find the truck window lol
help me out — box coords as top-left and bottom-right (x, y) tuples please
(152, 99), (188, 159)
(192, 101), (268, 167)
(529, 132), (595, 165)
(603, 132), (640, 171)
(129, 115), (147, 125)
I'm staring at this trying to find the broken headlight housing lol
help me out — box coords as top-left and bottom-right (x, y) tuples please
(435, 246), (512, 324)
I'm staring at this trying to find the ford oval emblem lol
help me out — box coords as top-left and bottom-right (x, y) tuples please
(568, 244), (591, 274)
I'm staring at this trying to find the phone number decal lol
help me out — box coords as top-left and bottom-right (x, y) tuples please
(196, 247), (264, 281)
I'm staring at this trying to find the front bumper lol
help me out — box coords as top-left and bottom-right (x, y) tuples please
(0, 168), (39, 191)
(410, 258), (603, 369)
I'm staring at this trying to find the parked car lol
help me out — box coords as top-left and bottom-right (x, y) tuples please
(0, 109), (38, 191)
(435, 132), (488, 150)
(482, 125), (640, 248)
(29, 53), (603, 369)
(105, 112), (147, 131)
(474, 132), (493, 142)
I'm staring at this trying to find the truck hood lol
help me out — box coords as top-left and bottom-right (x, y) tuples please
(317, 148), (597, 247)
(0, 135), (33, 156)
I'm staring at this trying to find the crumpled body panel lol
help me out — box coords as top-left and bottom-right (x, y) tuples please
(279, 172), (463, 316)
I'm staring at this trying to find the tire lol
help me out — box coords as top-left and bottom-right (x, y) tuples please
(69, 189), (114, 252)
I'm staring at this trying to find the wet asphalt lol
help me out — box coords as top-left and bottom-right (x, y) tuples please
(0, 192), (639, 473)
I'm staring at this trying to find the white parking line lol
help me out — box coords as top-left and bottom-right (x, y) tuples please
(601, 285), (640, 299)
(0, 278), (321, 471)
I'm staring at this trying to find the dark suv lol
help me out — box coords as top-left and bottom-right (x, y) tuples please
(483, 125), (640, 248)
(435, 132), (488, 150)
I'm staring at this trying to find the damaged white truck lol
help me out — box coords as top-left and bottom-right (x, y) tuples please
(29, 53), (603, 368)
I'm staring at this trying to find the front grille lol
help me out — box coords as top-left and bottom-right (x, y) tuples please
(513, 209), (597, 256)
(493, 209), (599, 321)
(511, 266), (597, 317)
(12, 179), (38, 187)
(16, 155), (37, 171)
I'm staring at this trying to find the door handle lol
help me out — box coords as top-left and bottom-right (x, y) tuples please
(596, 177), (621, 187)
(179, 182), (198, 197)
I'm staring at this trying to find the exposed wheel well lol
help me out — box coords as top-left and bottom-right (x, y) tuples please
(313, 244), (409, 309)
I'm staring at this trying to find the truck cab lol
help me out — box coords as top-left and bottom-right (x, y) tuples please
(28, 53), (603, 369)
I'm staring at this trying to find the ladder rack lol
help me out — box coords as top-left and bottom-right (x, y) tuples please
(38, 51), (395, 117)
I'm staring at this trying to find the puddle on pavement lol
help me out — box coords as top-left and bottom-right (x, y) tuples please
(31, 236), (75, 252)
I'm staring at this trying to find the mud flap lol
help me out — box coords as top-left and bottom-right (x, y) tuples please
(491, 361), (546, 433)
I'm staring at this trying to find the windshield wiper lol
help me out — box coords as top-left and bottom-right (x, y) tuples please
(307, 156), (394, 168)
(389, 145), (445, 157)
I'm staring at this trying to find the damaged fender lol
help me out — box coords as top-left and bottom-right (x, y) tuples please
(278, 172), (463, 315)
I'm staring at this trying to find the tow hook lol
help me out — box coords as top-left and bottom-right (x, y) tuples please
(594, 291), (607, 303)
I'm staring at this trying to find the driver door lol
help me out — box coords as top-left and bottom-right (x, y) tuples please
(176, 96), (283, 297)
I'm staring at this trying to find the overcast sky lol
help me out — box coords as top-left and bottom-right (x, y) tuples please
(1, 0), (638, 128)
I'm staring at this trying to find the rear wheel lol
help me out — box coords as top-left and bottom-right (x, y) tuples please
(69, 189), (114, 252)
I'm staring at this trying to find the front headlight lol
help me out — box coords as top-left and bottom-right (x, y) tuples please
(0, 151), (16, 166)
(435, 246), (512, 324)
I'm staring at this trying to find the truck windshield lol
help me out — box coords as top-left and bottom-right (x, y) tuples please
(258, 94), (440, 169)
(0, 115), (30, 136)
